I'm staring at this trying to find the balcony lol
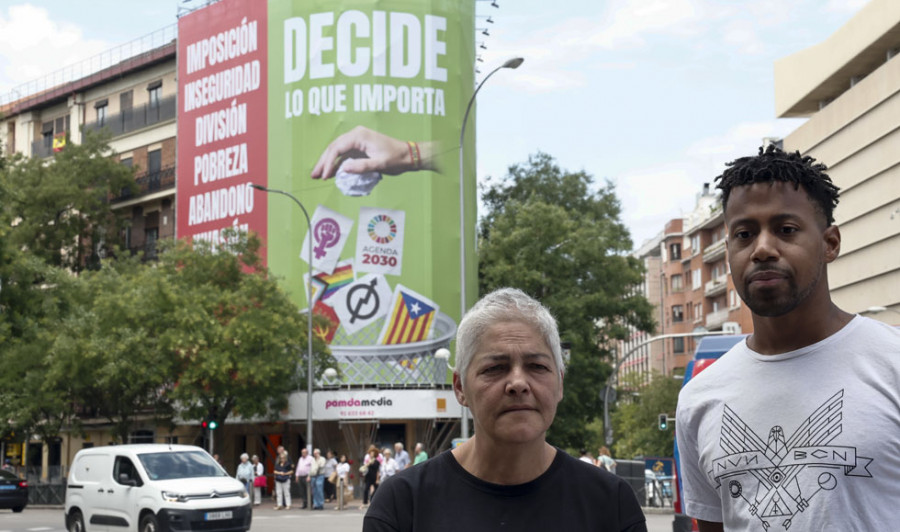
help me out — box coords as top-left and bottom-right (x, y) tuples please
(83, 95), (176, 138)
(705, 308), (730, 330)
(703, 238), (726, 263)
(704, 274), (728, 297)
(112, 165), (175, 203)
(31, 138), (54, 159)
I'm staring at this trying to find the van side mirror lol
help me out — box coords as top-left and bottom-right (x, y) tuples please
(118, 473), (139, 487)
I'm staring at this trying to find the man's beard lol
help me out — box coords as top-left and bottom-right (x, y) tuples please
(741, 265), (822, 318)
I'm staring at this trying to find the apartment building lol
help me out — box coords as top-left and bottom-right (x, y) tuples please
(0, 29), (177, 482)
(0, 28), (177, 260)
(622, 184), (754, 384)
(775, 0), (900, 325)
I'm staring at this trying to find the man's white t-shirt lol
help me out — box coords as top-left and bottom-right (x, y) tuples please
(676, 316), (900, 531)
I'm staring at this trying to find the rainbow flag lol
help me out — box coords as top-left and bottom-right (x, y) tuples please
(378, 285), (439, 345)
(305, 260), (354, 305)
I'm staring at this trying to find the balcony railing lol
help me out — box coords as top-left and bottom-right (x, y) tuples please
(704, 274), (728, 297)
(31, 138), (54, 158)
(703, 238), (726, 263)
(83, 95), (176, 138)
(705, 308), (730, 330)
(113, 165), (175, 203)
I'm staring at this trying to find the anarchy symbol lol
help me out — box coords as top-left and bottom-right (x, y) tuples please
(347, 278), (380, 324)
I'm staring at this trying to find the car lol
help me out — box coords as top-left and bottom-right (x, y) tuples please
(65, 444), (251, 532)
(0, 469), (28, 512)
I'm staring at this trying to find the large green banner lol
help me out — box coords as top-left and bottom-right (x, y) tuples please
(267, 0), (476, 349)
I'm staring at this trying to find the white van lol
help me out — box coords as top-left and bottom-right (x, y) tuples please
(65, 444), (251, 532)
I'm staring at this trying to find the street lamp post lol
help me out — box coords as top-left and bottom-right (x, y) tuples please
(602, 331), (730, 445)
(457, 57), (523, 439)
(250, 184), (314, 509)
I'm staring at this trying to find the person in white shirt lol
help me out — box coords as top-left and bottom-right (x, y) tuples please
(676, 146), (900, 532)
(380, 448), (398, 482)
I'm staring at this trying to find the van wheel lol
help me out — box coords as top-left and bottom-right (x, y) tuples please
(140, 513), (159, 532)
(67, 511), (85, 532)
(12, 506), (24, 513)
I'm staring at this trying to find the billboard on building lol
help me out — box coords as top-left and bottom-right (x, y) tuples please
(177, 2), (269, 251)
(178, 0), (475, 354)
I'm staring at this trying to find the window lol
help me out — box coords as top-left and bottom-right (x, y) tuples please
(147, 81), (162, 109)
(694, 303), (703, 321)
(673, 337), (685, 353)
(120, 90), (133, 126)
(672, 305), (684, 323)
(669, 243), (681, 261)
(41, 121), (54, 149)
(671, 274), (683, 292)
(145, 227), (159, 259)
(94, 99), (108, 126)
(148, 149), (162, 190)
(730, 289), (740, 308)
(712, 261), (727, 279)
(691, 234), (701, 254)
(114, 456), (142, 486)
(129, 430), (154, 444)
(692, 269), (702, 290)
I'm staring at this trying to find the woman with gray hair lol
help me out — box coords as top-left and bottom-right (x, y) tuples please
(364, 288), (646, 531)
(235, 453), (253, 495)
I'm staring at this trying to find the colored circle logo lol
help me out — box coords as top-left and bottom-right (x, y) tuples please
(367, 215), (397, 244)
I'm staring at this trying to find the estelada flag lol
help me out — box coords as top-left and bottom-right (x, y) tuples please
(377, 284), (439, 345)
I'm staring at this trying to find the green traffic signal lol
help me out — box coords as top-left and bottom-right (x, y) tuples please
(208, 420), (218, 430)
(658, 413), (669, 430)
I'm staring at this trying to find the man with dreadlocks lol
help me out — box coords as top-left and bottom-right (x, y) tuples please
(675, 145), (900, 532)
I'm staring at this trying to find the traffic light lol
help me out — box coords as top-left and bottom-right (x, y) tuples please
(202, 419), (218, 430)
(658, 413), (669, 431)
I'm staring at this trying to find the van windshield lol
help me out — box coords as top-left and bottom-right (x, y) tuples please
(137, 451), (226, 480)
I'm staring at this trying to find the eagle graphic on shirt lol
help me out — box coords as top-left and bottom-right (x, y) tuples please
(708, 389), (873, 530)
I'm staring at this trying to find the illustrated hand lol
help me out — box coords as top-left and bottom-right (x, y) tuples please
(311, 126), (412, 180)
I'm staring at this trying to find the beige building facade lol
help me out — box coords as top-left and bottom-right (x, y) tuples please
(775, 0), (900, 325)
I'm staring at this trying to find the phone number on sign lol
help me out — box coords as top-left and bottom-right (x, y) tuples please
(339, 410), (376, 417)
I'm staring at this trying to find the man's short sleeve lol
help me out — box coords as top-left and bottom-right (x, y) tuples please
(675, 396), (723, 523)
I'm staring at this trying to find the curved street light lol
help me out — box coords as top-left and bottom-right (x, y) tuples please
(456, 57), (523, 439)
(250, 183), (314, 509)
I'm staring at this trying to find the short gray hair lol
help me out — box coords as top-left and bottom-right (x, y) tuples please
(455, 287), (562, 387)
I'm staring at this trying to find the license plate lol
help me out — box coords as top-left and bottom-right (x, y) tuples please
(204, 511), (232, 521)
(0, 486), (15, 490)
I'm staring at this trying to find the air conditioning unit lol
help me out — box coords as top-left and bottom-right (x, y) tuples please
(723, 321), (741, 335)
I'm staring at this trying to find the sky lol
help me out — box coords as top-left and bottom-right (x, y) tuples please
(0, 0), (870, 249)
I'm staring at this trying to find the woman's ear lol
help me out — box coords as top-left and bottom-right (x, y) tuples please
(453, 372), (467, 407)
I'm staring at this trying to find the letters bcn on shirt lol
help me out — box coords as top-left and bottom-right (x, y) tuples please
(325, 397), (394, 409)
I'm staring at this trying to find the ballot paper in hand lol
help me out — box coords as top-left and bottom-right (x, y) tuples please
(335, 159), (383, 197)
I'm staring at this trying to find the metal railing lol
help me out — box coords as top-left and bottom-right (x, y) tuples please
(112, 165), (176, 203)
(324, 312), (456, 387)
(1, 25), (177, 108)
(83, 95), (177, 139)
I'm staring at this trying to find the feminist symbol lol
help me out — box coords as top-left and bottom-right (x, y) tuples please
(347, 278), (381, 324)
(313, 218), (341, 259)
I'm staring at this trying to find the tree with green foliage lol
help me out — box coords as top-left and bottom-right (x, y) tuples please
(478, 152), (655, 448)
(0, 131), (135, 272)
(610, 371), (681, 458)
(0, 131), (135, 441)
(45, 255), (180, 442)
(155, 232), (335, 448)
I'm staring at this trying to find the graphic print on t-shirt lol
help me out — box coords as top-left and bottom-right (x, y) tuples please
(709, 389), (873, 530)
